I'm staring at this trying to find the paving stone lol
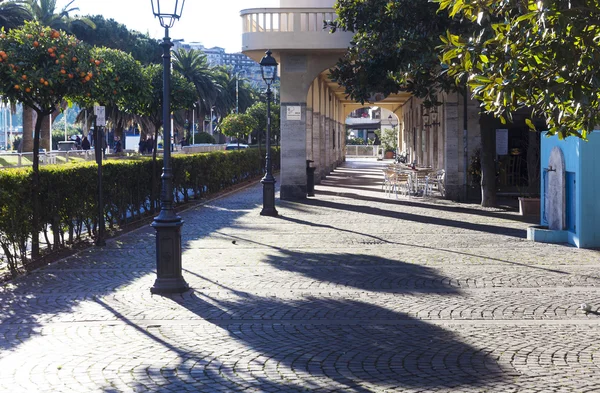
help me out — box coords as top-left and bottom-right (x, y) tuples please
(1, 159), (600, 392)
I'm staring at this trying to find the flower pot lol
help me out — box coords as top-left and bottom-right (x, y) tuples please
(519, 197), (540, 216)
(384, 151), (394, 159)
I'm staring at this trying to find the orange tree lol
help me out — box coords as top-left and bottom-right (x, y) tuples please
(0, 21), (98, 257)
(73, 46), (146, 138)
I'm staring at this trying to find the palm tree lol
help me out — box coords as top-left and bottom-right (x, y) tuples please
(25, 0), (94, 32)
(0, 0), (30, 30)
(172, 49), (220, 140)
(20, 0), (95, 152)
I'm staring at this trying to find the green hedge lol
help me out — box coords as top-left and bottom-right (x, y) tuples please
(0, 148), (279, 276)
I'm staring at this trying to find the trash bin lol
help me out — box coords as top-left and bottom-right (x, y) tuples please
(306, 159), (316, 197)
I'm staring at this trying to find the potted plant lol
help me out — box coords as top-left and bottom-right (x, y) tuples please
(375, 128), (398, 160)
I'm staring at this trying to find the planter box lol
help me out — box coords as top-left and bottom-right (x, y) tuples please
(384, 151), (394, 159)
(519, 197), (540, 216)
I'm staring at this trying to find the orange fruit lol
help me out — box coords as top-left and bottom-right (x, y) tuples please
(14, 84), (19, 90)
(68, 74), (73, 79)
(60, 69), (66, 74)
(48, 48), (54, 53)
(39, 78), (45, 83)
(21, 75), (27, 80)
(95, 60), (100, 66)
(33, 41), (39, 47)
(44, 81), (49, 86)
(25, 87), (31, 93)
(39, 32), (45, 37)
(72, 57), (78, 62)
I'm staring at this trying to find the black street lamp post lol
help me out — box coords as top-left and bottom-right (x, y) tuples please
(259, 50), (278, 217)
(150, 0), (189, 294)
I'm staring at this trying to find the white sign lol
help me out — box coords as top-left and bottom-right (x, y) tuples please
(94, 106), (106, 126)
(496, 128), (508, 155)
(286, 106), (301, 121)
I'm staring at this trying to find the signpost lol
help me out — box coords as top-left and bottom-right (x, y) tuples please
(94, 106), (106, 246)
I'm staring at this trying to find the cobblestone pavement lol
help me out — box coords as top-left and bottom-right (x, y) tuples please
(1, 159), (600, 393)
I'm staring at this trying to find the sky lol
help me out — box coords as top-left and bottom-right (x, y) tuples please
(62, 0), (279, 53)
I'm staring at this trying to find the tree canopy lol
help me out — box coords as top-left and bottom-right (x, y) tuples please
(438, 0), (600, 139)
(329, 0), (464, 105)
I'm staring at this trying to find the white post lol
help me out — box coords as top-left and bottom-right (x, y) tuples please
(3, 103), (7, 150)
(8, 103), (12, 151)
(192, 106), (195, 145)
(64, 107), (68, 141)
(210, 107), (214, 135)
(236, 72), (239, 114)
(49, 113), (52, 151)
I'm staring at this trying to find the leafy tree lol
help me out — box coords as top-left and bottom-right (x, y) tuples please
(329, 0), (463, 105)
(219, 113), (258, 148)
(245, 101), (280, 150)
(375, 128), (398, 153)
(0, 0), (30, 30)
(0, 21), (98, 257)
(70, 15), (161, 64)
(19, 0), (95, 152)
(139, 63), (196, 211)
(330, 1), (509, 206)
(438, 0), (598, 140)
(72, 46), (146, 140)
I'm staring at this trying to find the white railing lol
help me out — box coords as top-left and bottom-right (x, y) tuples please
(242, 8), (337, 34)
(345, 145), (379, 158)
(180, 144), (226, 154)
(0, 150), (96, 168)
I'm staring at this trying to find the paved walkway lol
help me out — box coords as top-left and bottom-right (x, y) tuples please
(1, 159), (600, 393)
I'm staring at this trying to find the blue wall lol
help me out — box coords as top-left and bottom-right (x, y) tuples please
(540, 132), (600, 247)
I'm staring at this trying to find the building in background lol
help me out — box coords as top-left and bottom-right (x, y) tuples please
(173, 40), (264, 88)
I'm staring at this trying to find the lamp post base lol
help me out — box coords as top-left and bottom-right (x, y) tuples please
(151, 216), (189, 295)
(260, 177), (278, 217)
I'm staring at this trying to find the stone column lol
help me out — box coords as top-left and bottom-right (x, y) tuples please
(280, 103), (308, 199)
(444, 94), (461, 200)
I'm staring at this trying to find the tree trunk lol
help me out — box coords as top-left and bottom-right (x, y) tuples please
(22, 106), (35, 152)
(31, 110), (45, 258)
(479, 114), (497, 207)
(39, 107), (61, 151)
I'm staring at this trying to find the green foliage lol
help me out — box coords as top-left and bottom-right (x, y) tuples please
(193, 132), (216, 144)
(346, 137), (366, 146)
(70, 15), (161, 64)
(219, 113), (258, 141)
(0, 147), (280, 276)
(73, 46), (145, 113)
(0, 168), (31, 276)
(245, 101), (280, 143)
(141, 64), (197, 127)
(0, 0), (30, 30)
(437, 0), (596, 139)
(375, 128), (398, 152)
(0, 21), (96, 115)
(329, 0), (465, 105)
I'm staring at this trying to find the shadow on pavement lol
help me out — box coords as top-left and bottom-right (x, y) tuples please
(294, 197), (526, 238)
(152, 250), (508, 391)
